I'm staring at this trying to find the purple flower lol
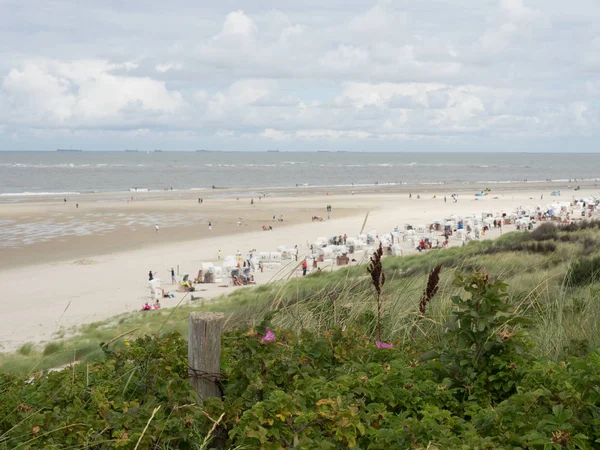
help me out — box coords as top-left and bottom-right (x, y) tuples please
(262, 328), (276, 343)
(376, 341), (393, 349)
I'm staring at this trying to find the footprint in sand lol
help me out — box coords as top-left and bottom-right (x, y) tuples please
(73, 259), (99, 265)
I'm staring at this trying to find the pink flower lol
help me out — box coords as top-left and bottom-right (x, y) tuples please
(376, 341), (393, 349)
(262, 328), (276, 343)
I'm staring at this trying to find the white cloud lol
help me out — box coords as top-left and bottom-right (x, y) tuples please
(155, 62), (183, 73)
(220, 10), (257, 37)
(1, 59), (184, 128)
(0, 1), (598, 150)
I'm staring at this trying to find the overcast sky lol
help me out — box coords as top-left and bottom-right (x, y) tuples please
(0, 0), (599, 152)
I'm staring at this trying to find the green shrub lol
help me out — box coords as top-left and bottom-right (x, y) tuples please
(17, 342), (35, 356)
(566, 256), (600, 287)
(42, 341), (64, 356)
(532, 222), (558, 241)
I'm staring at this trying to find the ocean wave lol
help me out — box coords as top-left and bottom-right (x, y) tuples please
(0, 191), (81, 197)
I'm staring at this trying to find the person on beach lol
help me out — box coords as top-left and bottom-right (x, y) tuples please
(218, 250), (221, 260)
(302, 259), (308, 276)
(251, 199), (254, 205)
(148, 270), (153, 281)
(142, 302), (151, 311)
(208, 222), (212, 230)
(64, 198), (67, 203)
(171, 268), (175, 284)
(155, 224), (159, 232)
(444, 196), (447, 203)
(409, 193), (412, 199)
(152, 300), (160, 310)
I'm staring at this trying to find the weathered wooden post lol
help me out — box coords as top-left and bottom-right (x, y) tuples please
(188, 312), (224, 401)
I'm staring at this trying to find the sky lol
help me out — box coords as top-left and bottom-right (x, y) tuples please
(0, 0), (599, 152)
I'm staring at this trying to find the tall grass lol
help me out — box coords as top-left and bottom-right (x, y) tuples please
(2, 227), (600, 374)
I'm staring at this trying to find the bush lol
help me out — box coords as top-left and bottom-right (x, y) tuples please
(2, 315), (600, 449)
(559, 219), (600, 233)
(582, 237), (597, 255)
(531, 222), (558, 241)
(17, 342), (35, 356)
(566, 256), (600, 287)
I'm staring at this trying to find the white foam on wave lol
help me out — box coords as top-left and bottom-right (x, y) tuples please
(0, 191), (81, 197)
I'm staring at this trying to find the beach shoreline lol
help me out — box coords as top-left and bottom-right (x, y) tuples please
(1, 179), (596, 204)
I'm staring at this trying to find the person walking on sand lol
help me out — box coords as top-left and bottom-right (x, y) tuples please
(444, 196), (447, 203)
(302, 258), (308, 276)
(155, 223), (159, 232)
(208, 222), (212, 231)
(171, 268), (176, 285)
(148, 270), (154, 281)
(217, 250), (221, 260)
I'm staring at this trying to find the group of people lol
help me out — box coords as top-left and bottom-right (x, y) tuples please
(417, 236), (449, 252)
(142, 300), (161, 311)
(332, 234), (348, 245)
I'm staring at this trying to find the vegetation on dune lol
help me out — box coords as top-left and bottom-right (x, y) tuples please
(2, 270), (600, 448)
(2, 223), (600, 447)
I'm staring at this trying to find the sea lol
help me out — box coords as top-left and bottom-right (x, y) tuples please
(1, 151), (599, 196)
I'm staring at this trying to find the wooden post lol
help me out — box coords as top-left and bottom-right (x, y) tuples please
(188, 312), (224, 402)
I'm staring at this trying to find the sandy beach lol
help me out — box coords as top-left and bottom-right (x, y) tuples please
(1, 183), (598, 352)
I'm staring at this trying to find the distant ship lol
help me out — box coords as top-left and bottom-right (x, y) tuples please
(57, 148), (83, 152)
(196, 149), (210, 152)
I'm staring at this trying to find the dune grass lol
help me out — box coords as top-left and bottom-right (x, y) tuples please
(2, 226), (600, 375)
